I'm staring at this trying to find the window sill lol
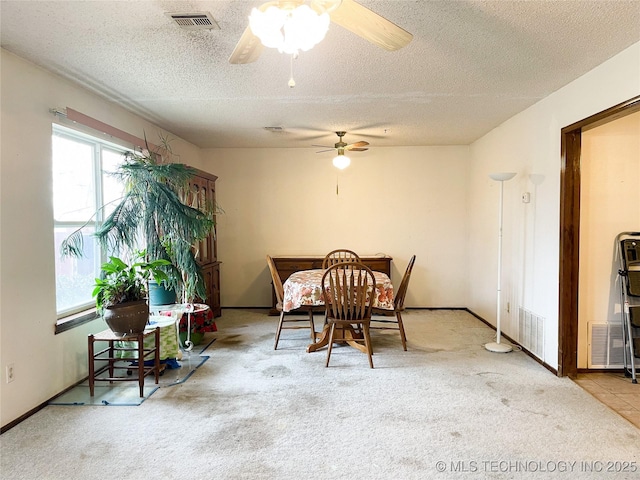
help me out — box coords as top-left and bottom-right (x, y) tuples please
(55, 308), (100, 334)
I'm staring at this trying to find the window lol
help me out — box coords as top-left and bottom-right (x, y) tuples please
(52, 125), (128, 318)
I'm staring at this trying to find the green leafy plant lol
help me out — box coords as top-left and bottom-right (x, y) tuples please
(61, 135), (216, 303)
(93, 256), (171, 312)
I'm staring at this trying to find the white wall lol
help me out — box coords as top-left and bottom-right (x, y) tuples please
(0, 50), (204, 428)
(468, 42), (640, 369)
(203, 146), (470, 308)
(578, 111), (640, 367)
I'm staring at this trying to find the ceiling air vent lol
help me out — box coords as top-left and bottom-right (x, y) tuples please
(264, 126), (286, 133)
(167, 12), (220, 30)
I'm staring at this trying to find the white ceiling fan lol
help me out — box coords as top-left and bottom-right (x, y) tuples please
(229, 0), (413, 64)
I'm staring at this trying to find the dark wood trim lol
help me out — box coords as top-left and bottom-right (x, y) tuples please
(0, 378), (85, 433)
(0, 377), (94, 435)
(558, 95), (640, 378)
(558, 129), (581, 377)
(1, 403), (48, 434)
(576, 368), (625, 374)
(563, 97), (640, 132)
(191, 167), (218, 182)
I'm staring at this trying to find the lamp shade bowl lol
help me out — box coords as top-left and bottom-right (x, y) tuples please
(489, 172), (517, 182)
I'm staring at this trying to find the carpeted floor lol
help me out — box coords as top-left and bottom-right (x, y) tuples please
(1, 309), (639, 479)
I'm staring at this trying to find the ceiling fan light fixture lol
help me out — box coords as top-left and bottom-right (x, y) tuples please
(249, 4), (330, 55)
(332, 153), (351, 170)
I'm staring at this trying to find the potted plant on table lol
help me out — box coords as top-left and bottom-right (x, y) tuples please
(61, 135), (216, 334)
(93, 255), (171, 335)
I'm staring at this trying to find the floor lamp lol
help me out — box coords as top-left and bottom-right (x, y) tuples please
(485, 172), (516, 353)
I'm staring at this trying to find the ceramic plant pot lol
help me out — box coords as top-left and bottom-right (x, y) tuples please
(103, 300), (149, 336)
(148, 281), (177, 306)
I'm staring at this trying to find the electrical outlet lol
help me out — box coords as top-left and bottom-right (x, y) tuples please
(6, 364), (15, 383)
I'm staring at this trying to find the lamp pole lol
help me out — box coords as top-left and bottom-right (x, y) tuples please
(485, 172), (516, 353)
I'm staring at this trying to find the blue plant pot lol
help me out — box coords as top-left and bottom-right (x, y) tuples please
(148, 281), (177, 306)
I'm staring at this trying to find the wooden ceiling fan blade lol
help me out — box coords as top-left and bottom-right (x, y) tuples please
(316, 148), (335, 153)
(229, 26), (264, 64)
(347, 140), (369, 148)
(347, 147), (368, 152)
(328, 0), (413, 51)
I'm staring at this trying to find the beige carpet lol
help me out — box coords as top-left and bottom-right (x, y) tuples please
(1, 309), (639, 479)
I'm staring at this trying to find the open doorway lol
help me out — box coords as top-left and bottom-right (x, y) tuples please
(578, 111), (640, 370)
(559, 95), (640, 377)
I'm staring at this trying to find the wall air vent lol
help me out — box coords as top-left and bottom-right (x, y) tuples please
(518, 306), (545, 359)
(167, 12), (220, 30)
(588, 322), (625, 368)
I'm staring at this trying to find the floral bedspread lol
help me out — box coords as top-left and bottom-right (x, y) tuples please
(282, 269), (394, 312)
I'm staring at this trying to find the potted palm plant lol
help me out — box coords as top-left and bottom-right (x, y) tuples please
(61, 136), (215, 331)
(93, 255), (171, 335)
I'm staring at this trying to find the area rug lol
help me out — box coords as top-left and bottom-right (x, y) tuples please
(48, 337), (215, 406)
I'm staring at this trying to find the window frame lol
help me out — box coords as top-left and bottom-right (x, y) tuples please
(52, 124), (132, 331)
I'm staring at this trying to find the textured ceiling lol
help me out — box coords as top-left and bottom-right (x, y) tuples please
(1, 1), (639, 149)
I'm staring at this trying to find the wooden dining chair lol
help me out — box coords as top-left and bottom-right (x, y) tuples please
(371, 255), (416, 351)
(267, 255), (316, 349)
(322, 249), (361, 269)
(322, 262), (376, 368)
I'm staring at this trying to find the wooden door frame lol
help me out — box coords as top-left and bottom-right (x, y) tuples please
(558, 95), (640, 377)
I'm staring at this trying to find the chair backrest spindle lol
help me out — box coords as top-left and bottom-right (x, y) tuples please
(322, 262), (375, 322)
(322, 249), (361, 269)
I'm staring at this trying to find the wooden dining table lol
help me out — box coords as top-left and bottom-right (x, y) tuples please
(282, 269), (395, 353)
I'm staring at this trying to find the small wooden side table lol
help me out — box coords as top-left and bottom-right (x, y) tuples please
(88, 328), (160, 397)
